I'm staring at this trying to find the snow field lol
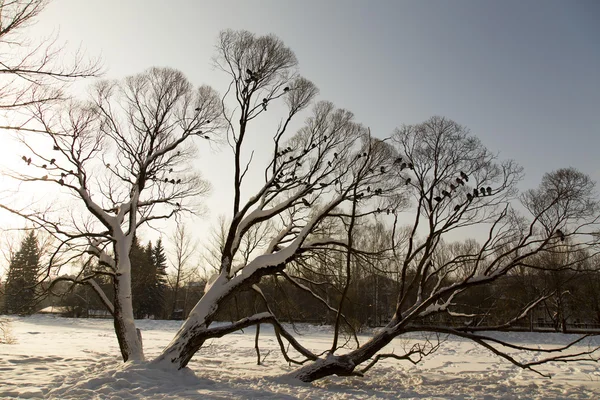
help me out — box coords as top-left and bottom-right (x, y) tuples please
(1, 316), (599, 399)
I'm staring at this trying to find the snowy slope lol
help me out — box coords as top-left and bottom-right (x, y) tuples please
(1, 316), (599, 399)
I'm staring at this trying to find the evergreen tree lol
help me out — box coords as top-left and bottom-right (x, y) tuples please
(130, 236), (153, 319)
(4, 231), (40, 314)
(130, 237), (168, 319)
(138, 242), (156, 318)
(151, 238), (168, 318)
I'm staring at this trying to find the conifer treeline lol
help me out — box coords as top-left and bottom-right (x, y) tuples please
(3, 228), (600, 333)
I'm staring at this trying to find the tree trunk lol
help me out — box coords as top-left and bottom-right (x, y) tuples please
(152, 274), (229, 368)
(113, 266), (144, 362)
(292, 325), (397, 382)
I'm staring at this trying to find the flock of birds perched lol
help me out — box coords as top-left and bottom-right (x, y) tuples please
(20, 133), (569, 242)
(18, 74), (570, 243)
(22, 142), (190, 187)
(242, 68), (289, 111)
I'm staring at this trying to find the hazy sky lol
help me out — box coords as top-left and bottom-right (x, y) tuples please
(3, 0), (599, 259)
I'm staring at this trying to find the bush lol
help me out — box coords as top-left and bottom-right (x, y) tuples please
(0, 317), (16, 344)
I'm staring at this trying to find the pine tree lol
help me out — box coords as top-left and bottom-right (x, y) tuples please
(4, 231), (40, 314)
(139, 242), (156, 318)
(130, 238), (168, 319)
(151, 238), (168, 318)
(131, 236), (153, 319)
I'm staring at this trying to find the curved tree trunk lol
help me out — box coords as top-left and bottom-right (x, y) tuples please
(113, 262), (144, 362)
(152, 273), (228, 368)
(292, 324), (397, 382)
(153, 264), (284, 369)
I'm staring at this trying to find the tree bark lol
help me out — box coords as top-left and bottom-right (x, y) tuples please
(152, 274), (228, 368)
(113, 264), (144, 362)
(292, 325), (397, 382)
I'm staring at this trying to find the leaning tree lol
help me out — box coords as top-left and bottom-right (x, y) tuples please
(2, 67), (221, 361)
(152, 30), (406, 368)
(289, 118), (600, 381)
(149, 32), (600, 379)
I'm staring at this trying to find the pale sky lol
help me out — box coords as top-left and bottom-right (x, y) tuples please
(1, 0), (599, 271)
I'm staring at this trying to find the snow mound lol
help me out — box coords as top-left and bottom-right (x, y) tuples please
(48, 361), (217, 399)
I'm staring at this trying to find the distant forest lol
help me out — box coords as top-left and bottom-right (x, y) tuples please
(3, 226), (600, 333)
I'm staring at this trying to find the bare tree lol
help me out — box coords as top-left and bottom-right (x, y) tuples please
(290, 117), (600, 381)
(0, 0), (100, 117)
(167, 221), (198, 319)
(152, 30), (404, 369)
(1, 67), (221, 362)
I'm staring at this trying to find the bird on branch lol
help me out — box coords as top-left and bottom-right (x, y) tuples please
(460, 171), (469, 181)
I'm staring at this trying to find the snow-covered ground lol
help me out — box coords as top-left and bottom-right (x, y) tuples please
(1, 316), (599, 399)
